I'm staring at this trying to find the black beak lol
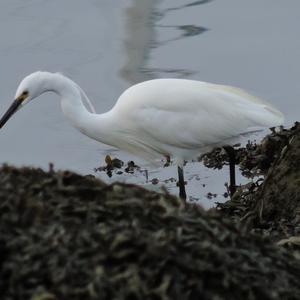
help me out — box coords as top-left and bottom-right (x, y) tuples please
(0, 100), (22, 128)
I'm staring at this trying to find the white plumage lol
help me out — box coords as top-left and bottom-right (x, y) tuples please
(0, 72), (284, 198)
(107, 78), (284, 164)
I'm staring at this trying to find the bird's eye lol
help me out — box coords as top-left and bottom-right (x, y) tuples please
(17, 90), (29, 101)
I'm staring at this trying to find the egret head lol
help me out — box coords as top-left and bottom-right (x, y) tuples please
(0, 72), (49, 128)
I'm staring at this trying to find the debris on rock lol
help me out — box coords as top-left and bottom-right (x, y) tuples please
(124, 160), (140, 174)
(199, 147), (229, 170)
(217, 123), (300, 256)
(94, 155), (124, 177)
(150, 177), (159, 185)
(238, 125), (294, 178)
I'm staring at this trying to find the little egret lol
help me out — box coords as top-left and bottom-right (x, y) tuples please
(0, 72), (284, 199)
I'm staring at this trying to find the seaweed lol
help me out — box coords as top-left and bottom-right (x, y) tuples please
(0, 165), (299, 299)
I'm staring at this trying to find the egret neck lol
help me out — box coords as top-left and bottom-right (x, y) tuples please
(47, 73), (117, 146)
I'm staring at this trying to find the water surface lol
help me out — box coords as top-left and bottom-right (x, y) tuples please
(0, 0), (299, 207)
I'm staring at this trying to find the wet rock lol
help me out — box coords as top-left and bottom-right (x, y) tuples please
(199, 147), (229, 170)
(94, 156), (144, 178)
(150, 177), (159, 185)
(94, 155), (124, 177)
(253, 123), (300, 222)
(124, 160), (140, 174)
(218, 123), (300, 254)
(0, 165), (300, 299)
(199, 125), (292, 179)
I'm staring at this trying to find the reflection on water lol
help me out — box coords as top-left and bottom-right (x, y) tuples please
(120, 0), (157, 83)
(139, 67), (195, 80)
(155, 0), (214, 18)
(173, 25), (208, 37)
(156, 24), (208, 45)
(122, 0), (210, 82)
(165, 0), (214, 12)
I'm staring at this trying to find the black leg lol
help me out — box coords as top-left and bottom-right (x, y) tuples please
(223, 146), (236, 196)
(177, 166), (187, 201)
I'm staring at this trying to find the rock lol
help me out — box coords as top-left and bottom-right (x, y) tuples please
(0, 165), (300, 299)
(218, 123), (300, 255)
(254, 123), (300, 222)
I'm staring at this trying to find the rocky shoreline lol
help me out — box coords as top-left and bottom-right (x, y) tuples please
(0, 124), (299, 300)
(217, 123), (300, 249)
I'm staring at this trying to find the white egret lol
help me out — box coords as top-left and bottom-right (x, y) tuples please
(0, 72), (284, 199)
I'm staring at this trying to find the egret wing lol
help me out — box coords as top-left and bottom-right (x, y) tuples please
(113, 79), (283, 154)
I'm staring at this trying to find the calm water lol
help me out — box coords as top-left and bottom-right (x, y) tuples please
(0, 0), (299, 207)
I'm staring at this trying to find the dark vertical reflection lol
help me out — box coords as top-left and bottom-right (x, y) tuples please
(165, 0), (214, 13)
(121, 0), (212, 83)
(120, 0), (157, 83)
